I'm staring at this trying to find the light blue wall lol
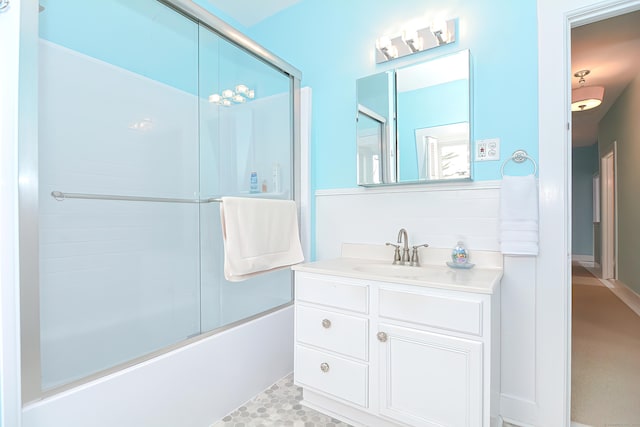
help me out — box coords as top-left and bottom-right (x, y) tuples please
(572, 144), (598, 256)
(39, 0), (199, 94)
(243, 0), (539, 189)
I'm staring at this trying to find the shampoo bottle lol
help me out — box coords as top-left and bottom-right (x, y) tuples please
(250, 171), (258, 193)
(272, 163), (281, 193)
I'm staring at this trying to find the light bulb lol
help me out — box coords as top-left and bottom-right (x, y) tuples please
(235, 84), (249, 95)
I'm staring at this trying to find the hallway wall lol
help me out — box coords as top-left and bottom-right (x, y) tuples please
(598, 71), (640, 294)
(572, 144), (598, 257)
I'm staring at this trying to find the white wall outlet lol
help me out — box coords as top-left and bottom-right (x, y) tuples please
(475, 138), (500, 161)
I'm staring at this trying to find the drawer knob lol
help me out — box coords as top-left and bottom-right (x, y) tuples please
(322, 319), (332, 328)
(377, 331), (388, 342)
(320, 362), (330, 373)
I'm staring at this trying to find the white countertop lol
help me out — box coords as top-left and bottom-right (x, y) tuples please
(292, 244), (503, 294)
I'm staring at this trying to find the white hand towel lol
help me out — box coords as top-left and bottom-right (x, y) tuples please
(499, 175), (539, 256)
(220, 197), (304, 282)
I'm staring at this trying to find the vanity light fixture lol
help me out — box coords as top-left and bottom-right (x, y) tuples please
(571, 70), (604, 112)
(375, 18), (456, 63)
(209, 84), (255, 106)
(376, 36), (399, 61)
(429, 20), (448, 45)
(402, 29), (423, 53)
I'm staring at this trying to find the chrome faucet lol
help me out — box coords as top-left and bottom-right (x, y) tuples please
(397, 228), (410, 264)
(386, 228), (429, 266)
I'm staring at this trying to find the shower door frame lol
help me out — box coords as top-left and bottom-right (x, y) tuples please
(19, 0), (302, 405)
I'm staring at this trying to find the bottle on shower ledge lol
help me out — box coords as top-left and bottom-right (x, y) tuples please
(272, 163), (281, 193)
(250, 171), (259, 193)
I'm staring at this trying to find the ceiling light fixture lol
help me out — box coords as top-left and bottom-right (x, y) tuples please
(571, 70), (604, 112)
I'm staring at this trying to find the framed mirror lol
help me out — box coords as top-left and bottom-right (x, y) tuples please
(356, 49), (471, 186)
(356, 71), (395, 185)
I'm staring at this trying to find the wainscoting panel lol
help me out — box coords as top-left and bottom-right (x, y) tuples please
(315, 183), (538, 423)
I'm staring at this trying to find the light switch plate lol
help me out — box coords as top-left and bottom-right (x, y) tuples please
(475, 138), (500, 161)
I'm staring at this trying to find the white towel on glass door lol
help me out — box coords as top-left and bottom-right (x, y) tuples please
(220, 197), (304, 281)
(499, 175), (539, 256)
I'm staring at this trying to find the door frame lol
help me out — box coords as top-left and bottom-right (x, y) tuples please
(538, 0), (640, 425)
(600, 143), (618, 279)
(0, 1), (29, 426)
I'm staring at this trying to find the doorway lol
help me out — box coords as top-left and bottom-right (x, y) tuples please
(570, 9), (640, 427)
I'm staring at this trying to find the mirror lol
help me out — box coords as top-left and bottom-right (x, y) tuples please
(356, 71), (395, 185)
(356, 49), (471, 186)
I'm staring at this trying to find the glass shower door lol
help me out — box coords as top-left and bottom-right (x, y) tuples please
(198, 25), (294, 332)
(31, 0), (296, 399)
(38, 0), (201, 391)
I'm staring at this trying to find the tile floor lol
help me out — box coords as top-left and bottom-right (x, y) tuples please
(212, 374), (352, 427)
(213, 376), (529, 427)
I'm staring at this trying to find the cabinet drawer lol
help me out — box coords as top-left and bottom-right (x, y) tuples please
(296, 305), (368, 360)
(295, 275), (368, 313)
(379, 288), (483, 336)
(295, 344), (368, 407)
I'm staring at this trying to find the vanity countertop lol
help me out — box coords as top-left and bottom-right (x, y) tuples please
(292, 244), (503, 294)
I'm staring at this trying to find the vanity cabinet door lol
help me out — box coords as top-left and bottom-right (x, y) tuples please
(377, 323), (483, 427)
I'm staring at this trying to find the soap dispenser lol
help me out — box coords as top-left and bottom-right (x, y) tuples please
(451, 241), (469, 265)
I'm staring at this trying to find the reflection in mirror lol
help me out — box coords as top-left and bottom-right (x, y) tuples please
(356, 49), (470, 186)
(397, 50), (470, 183)
(357, 106), (384, 185)
(356, 71), (396, 184)
(414, 122), (469, 180)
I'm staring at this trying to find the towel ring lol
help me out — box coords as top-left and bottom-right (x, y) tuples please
(501, 150), (537, 176)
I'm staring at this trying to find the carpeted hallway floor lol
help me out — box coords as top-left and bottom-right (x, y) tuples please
(571, 264), (640, 427)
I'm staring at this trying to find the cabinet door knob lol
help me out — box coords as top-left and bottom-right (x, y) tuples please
(322, 319), (332, 328)
(377, 331), (388, 342)
(320, 362), (330, 373)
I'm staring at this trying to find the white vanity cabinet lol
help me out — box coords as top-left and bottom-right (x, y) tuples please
(292, 262), (501, 427)
(294, 274), (370, 408)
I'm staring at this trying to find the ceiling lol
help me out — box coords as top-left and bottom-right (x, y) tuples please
(571, 10), (640, 147)
(203, 0), (300, 27)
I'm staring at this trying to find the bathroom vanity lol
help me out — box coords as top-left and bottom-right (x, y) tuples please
(292, 244), (502, 427)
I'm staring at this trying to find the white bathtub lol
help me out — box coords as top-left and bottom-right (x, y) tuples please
(22, 305), (294, 427)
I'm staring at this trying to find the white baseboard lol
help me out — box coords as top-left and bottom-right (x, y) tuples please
(572, 254), (594, 265)
(603, 278), (640, 317)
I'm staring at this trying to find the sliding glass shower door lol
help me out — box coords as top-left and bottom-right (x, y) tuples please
(198, 27), (294, 332)
(30, 0), (295, 399)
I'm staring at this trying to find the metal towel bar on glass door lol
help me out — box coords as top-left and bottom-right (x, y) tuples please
(500, 150), (538, 177)
(50, 191), (222, 203)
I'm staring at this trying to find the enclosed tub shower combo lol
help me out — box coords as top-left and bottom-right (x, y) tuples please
(20, 0), (302, 425)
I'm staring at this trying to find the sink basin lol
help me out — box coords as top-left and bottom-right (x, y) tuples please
(352, 263), (452, 281)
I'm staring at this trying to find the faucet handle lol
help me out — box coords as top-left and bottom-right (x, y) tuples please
(410, 244), (429, 267)
(385, 242), (402, 264)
